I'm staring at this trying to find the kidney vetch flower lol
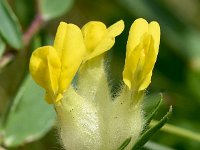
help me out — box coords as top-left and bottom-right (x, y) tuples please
(29, 18), (160, 149)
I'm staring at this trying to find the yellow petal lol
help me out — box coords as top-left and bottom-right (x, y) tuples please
(139, 71), (152, 91)
(141, 23), (160, 77)
(54, 22), (67, 58)
(29, 46), (61, 103)
(149, 21), (160, 53)
(126, 18), (148, 57)
(54, 22), (86, 94)
(137, 35), (154, 91)
(142, 36), (155, 72)
(139, 23), (160, 90)
(123, 43), (142, 89)
(107, 20), (125, 37)
(123, 18), (160, 91)
(82, 21), (107, 52)
(82, 20), (124, 60)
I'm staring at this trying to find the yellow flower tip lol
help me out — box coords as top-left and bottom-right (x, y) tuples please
(126, 18), (148, 55)
(83, 20), (124, 61)
(149, 21), (160, 52)
(107, 20), (125, 37)
(60, 21), (67, 25)
(136, 18), (148, 23)
(82, 21), (107, 52)
(123, 18), (160, 91)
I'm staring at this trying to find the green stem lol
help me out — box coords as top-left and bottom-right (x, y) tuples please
(150, 120), (200, 142)
(23, 14), (44, 47)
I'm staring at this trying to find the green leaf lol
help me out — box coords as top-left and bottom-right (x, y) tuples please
(0, 37), (5, 58)
(131, 106), (172, 150)
(117, 137), (132, 150)
(3, 75), (55, 147)
(144, 94), (163, 126)
(144, 141), (175, 150)
(40, 0), (74, 20)
(0, 0), (23, 49)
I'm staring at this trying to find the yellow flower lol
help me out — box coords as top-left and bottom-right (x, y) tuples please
(123, 18), (160, 91)
(82, 20), (124, 61)
(29, 20), (124, 104)
(29, 22), (86, 104)
(29, 19), (161, 149)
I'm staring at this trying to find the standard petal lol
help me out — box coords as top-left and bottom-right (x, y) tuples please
(29, 46), (61, 103)
(126, 18), (148, 57)
(54, 23), (86, 94)
(54, 22), (68, 58)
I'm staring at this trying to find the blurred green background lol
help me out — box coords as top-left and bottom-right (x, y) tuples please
(0, 0), (200, 149)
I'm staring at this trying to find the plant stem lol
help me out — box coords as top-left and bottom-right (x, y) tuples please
(150, 120), (200, 142)
(0, 52), (15, 69)
(23, 14), (44, 47)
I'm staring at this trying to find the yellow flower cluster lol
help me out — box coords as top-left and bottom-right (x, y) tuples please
(29, 20), (124, 104)
(29, 18), (160, 104)
(29, 18), (160, 149)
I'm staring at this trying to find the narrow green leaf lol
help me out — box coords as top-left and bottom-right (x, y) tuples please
(151, 121), (200, 143)
(131, 106), (172, 150)
(144, 141), (176, 150)
(3, 75), (55, 147)
(117, 137), (132, 150)
(144, 94), (163, 126)
(0, 37), (6, 58)
(40, 0), (74, 21)
(0, 0), (23, 49)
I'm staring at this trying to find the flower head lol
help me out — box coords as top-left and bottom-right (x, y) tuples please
(29, 21), (124, 104)
(29, 18), (160, 149)
(123, 18), (160, 91)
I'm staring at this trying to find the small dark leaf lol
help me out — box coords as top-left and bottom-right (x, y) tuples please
(131, 106), (172, 150)
(144, 94), (163, 127)
(117, 137), (132, 150)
